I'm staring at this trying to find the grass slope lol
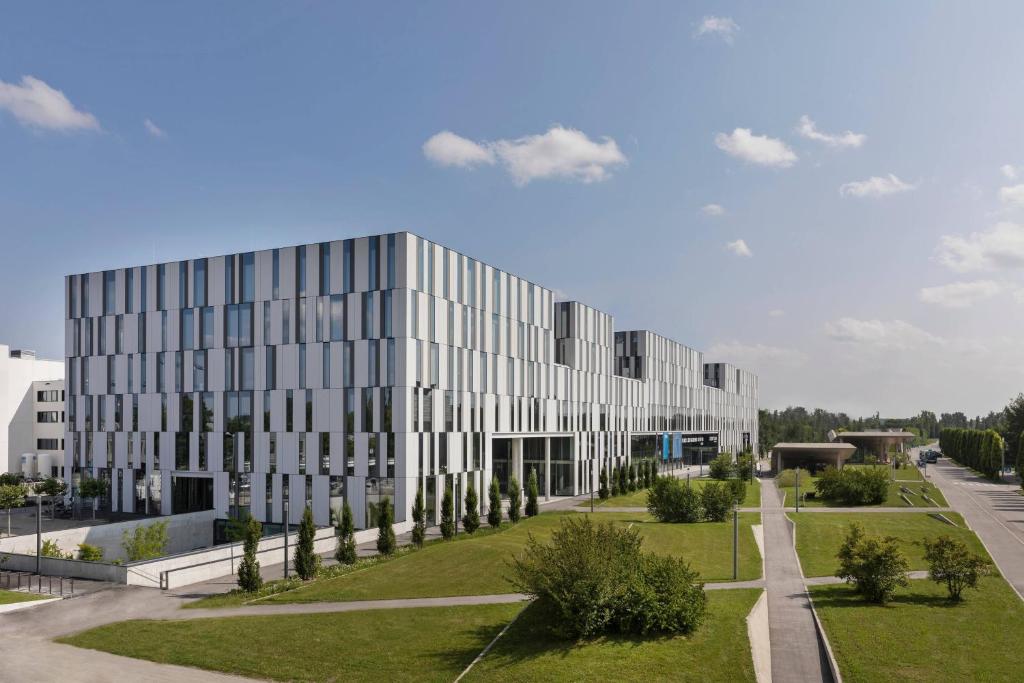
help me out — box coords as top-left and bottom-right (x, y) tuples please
(790, 512), (989, 577)
(257, 511), (761, 605)
(778, 472), (947, 508)
(811, 577), (1024, 682)
(60, 604), (522, 683)
(0, 590), (48, 605)
(464, 589), (761, 683)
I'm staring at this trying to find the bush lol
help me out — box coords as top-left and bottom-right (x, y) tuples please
(598, 467), (610, 500)
(487, 476), (503, 528)
(40, 539), (72, 559)
(411, 487), (426, 548)
(727, 478), (747, 505)
(77, 543), (104, 562)
(647, 477), (704, 523)
(294, 506), (321, 580)
(923, 535), (989, 601)
(335, 500), (357, 565)
(700, 481), (734, 522)
(836, 523), (909, 604)
(509, 516), (706, 638)
(122, 521), (169, 561)
(708, 453), (735, 480)
(814, 466), (889, 505)
(525, 467), (540, 517)
(508, 476), (522, 523)
(237, 515), (263, 592)
(376, 496), (396, 556)
(440, 485), (455, 539)
(735, 452), (753, 482)
(462, 480), (480, 533)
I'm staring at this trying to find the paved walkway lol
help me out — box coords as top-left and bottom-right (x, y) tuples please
(926, 457), (1024, 600)
(761, 478), (833, 683)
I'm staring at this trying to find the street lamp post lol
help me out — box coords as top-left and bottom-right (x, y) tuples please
(283, 499), (290, 579)
(795, 467), (800, 513)
(35, 494), (42, 575)
(732, 503), (739, 580)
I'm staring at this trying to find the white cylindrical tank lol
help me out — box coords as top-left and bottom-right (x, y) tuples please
(37, 452), (58, 479)
(20, 453), (38, 478)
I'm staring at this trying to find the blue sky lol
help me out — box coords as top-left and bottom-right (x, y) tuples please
(3, 2), (1024, 416)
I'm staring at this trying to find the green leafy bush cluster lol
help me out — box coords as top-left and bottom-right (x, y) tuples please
(122, 520), (169, 561)
(708, 453), (735, 480)
(77, 543), (104, 562)
(40, 539), (72, 559)
(509, 516), (706, 638)
(646, 477), (740, 523)
(836, 522), (909, 604)
(775, 468), (809, 488)
(814, 466), (889, 505)
(923, 535), (989, 601)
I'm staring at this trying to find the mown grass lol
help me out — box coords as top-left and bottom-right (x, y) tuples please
(0, 589), (49, 605)
(60, 603), (522, 683)
(790, 511), (990, 577)
(811, 577), (1024, 682)
(464, 588), (762, 683)
(584, 478), (761, 509)
(778, 468), (947, 508)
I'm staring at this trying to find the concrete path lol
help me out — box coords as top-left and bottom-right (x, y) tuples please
(761, 478), (834, 683)
(773, 506), (953, 514)
(927, 457), (1024, 600)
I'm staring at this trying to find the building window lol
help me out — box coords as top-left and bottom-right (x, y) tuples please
(36, 411), (60, 423)
(296, 245), (307, 298)
(194, 259), (207, 307)
(387, 233), (396, 289)
(272, 248), (280, 300)
(37, 438), (59, 450)
(36, 390), (61, 402)
(104, 271), (116, 315)
(319, 242), (330, 296)
(369, 235), (379, 290)
(241, 252), (255, 303)
(224, 254), (235, 305)
(343, 239), (354, 294)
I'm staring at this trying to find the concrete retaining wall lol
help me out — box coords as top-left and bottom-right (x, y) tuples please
(0, 510), (216, 562)
(0, 552), (128, 583)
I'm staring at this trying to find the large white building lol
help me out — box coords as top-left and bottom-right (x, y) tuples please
(0, 345), (65, 475)
(64, 232), (758, 531)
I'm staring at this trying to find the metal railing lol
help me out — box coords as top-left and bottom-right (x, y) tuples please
(0, 569), (74, 597)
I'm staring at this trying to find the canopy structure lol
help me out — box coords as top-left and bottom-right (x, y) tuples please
(835, 431), (915, 462)
(771, 442), (857, 473)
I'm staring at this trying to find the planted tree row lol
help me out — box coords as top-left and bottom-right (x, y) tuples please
(939, 427), (1004, 479)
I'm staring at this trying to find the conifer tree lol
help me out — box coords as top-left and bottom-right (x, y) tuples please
(294, 506), (320, 580)
(236, 514), (263, 592)
(487, 475), (503, 527)
(376, 496), (396, 555)
(335, 500), (357, 565)
(508, 475), (522, 523)
(598, 467), (610, 499)
(411, 486), (426, 548)
(525, 467), (540, 517)
(463, 480), (480, 533)
(440, 484), (455, 539)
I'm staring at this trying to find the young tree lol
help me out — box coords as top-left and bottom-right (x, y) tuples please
(122, 520), (170, 561)
(237, 514), (263, 592)
(0, 483), (26, 536)
(641, 461), (650, 488)
(376, 496), (396, 555)
(35, 477), (68, 519)
(487, 475), (503, 527)
(440, 484), (455, 539)
(293, 505), (320, 580)
(525, 467), (540, 517)
(335, 500), (357, 565)
(411, 486), (426, 548)
(462, 480), (480, 533)
(508, 475), (522, 523)
(836, 523), (909, 604)
(708, 453), (735, 480)
(78, 478), (106, 520)
(923, 535), (989, 601)
(617, 465), (627, 495)
(628, 463), (637, 492)
(598, 467), (610, 499)
(610, 466), (620, 497)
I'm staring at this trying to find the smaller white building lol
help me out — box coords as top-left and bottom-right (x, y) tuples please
(0, 345), (65, 475)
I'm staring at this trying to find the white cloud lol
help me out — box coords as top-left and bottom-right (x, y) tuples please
(707, 341), (805, 369)
(768, 309), (785, 317)
(0, 75), (99, 131)
(796, 115), (866, 148)
(492, 126), (627, 185)
(423, 131), (495, 168)
(839, 174), (916, 198)
(726, 239), (752, 257)
(424, 126), (627, 185)
(1001, 164), (1018, 180)
(824, 317), (943, 350)
(701, 203), (725, 216)
(919, 280), (1001, 308)
(714, 128), (797, 168)
(936, 222), (1024, 272)
(144, 118), (166, 138)
(695, 16), (739, 43)
(998, 184), (1024, 208)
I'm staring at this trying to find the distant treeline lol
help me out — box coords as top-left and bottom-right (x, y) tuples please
(760, 396), (1024, 459)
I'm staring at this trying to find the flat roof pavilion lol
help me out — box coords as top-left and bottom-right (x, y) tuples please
(771, 442), (857, 473)
(835, 431), (915, 460)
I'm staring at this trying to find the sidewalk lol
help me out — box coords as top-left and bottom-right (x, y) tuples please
(761, 478), (833, 683)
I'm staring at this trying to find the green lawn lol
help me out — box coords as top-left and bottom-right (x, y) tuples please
(778, 472), (947, 508)
(60, 603), (522, 683)
(890, 465), (924, 482)
(583, 478), (760, 508)
(0, 590), (49, 605)
(790, 512), (990, 577)
(464, 588), (761, 683)
(249, 511), (761, 605)
(811, 577), (1024, 682)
